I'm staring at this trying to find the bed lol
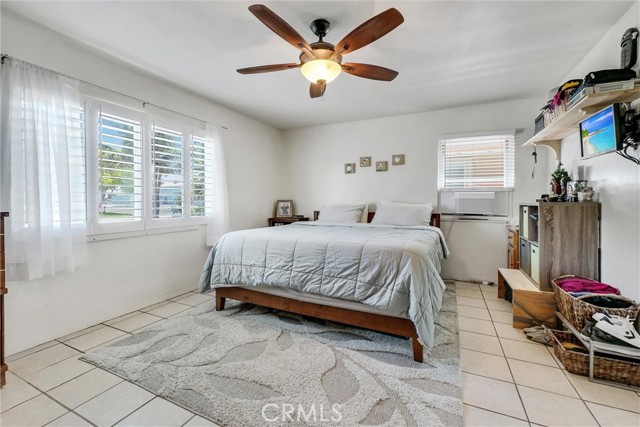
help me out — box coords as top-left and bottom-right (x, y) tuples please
(199, 209), (447, 362)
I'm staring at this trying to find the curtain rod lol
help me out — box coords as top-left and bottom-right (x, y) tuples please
(1, 54), (229, 130)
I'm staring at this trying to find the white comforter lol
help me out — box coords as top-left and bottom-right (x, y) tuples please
(200, 222), (449, 348)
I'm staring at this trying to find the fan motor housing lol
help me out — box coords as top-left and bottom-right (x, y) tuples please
(299, 41), (342, 64)
(310, 19), (331, 39)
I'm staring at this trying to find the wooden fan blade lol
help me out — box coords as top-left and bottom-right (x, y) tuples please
(249, 4), (312, 52)
(336, 8), (404, 54)
(310, 81), (326, 98)
(237, 63), (301, 74)
(341, 63), (398, 81)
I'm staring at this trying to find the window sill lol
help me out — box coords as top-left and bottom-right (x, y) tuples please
(441, 214), (509, 223)
(438, 188), (514, 192)
(88, 224), (202, 242)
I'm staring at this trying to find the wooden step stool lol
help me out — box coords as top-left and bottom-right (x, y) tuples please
(497, 268), (556, 329)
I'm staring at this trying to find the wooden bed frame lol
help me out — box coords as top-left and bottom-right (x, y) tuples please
(215, 211), (442, 362)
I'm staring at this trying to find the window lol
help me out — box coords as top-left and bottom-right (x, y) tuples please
(86, 100), (216, 235)
(150, 124), (184, 219)
(97, 107), (143, 225)
(190, 135), (214, 217)
(438, 132), (515, 190)
(3, 56), (225, 251)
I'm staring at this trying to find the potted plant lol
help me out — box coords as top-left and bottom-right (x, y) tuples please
(550, 162), (571, 200)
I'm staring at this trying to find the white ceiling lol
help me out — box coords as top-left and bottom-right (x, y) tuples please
(1, 1), (635, 130)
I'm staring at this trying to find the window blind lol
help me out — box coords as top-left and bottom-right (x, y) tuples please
(97, 109), (143, 223)
(190, 135), (214, 217)
(151, 125), (184, 219)
(438, 133), (515, 190)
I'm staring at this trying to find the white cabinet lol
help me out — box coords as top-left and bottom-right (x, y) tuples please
(530, 243), (540, 284)
(521, 206), (529, 240)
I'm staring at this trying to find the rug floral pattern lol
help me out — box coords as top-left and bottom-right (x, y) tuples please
(81, 284), (461, 426)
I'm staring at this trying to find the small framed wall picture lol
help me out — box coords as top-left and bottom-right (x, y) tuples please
(392, 154), (405, 165)
(276, 200), (294, 217)
(376, 161), (388, 171)
(360, 156), (371, 167)
(345, 163), (356, 174)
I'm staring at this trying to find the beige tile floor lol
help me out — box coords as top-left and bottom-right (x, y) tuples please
(1, 290), (219, 427)
(457, 281), (640, 427)
(1, 283), (639, 426)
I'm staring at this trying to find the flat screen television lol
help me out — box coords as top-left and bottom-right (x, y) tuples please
(580, 103), (625, 159)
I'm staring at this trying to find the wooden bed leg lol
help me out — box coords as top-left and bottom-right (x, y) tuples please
(216, 295), (226, 311)
(412, 336), (424, 363)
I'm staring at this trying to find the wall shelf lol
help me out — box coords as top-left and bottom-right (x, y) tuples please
(523, 86), (640, 158)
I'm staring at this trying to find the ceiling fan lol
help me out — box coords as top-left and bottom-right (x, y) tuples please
(237, 4), (404, 98)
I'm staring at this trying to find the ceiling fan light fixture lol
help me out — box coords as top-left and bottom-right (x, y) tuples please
(240, 5), (404, 98)
(300, 59), (341, 84)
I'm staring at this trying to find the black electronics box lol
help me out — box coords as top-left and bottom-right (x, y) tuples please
(584, 69), (636, 86)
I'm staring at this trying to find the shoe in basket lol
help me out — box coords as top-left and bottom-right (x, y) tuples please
(593, 312), (640, 349)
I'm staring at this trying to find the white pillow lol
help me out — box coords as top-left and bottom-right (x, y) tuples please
(379, 201), (433, 219)
(371, 202), (433, 226)
(317, 204), (366, 223)
(380, 200), (433, 209)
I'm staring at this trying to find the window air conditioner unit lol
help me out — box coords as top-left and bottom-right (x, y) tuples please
(455, 192), (495, 215)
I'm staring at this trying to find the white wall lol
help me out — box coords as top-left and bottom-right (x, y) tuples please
(282, 97), (549, 282)
(554, 2), (640, 299)
(1, 15), (285, 354)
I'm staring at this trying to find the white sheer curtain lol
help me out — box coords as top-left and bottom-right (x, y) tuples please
(205, 124), (229, 246)
(0, 57), (87, 280)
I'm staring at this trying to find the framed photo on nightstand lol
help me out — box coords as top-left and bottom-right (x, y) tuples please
(276, 200), (293, 217)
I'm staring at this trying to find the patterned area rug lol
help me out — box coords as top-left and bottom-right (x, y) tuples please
(81, 284), (461, 426)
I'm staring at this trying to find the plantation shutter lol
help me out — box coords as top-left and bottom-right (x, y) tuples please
(54, 103), (86, 226)
(151, 124), (184, 219)
(438, 133), (515, 190)
(190, 135), (214, 217)
(97, 108), (143, 223)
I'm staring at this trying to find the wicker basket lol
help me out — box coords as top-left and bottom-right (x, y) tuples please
(546, 329), (640, 386)
(552, 275), (639, 331)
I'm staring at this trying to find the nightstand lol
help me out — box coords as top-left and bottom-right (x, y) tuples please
(268, 217), (309, 226)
